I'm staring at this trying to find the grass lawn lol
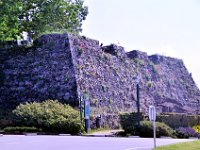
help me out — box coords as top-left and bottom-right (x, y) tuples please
(154, 140), (200, 150)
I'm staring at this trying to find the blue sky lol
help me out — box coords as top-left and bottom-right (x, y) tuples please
(82, 0), (200, 87)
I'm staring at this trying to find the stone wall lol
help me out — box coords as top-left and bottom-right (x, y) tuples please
(128, 51), (200, 114)
(68, 35), (138, 128)
(1, 33), (200, 128)
(0, 34), (78, 108)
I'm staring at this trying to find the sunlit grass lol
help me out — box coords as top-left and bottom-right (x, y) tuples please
(154, 140), (200, 150)
(85, 127), (110, 134)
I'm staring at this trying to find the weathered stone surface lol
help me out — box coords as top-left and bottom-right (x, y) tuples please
(0, 34), (78, 108)
(0, 33), (200, 128)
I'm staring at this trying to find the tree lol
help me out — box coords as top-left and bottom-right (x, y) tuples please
(0, 0), (88, 41)
(0, 0), (22, 41)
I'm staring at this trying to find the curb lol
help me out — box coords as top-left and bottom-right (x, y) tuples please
(24, 133), (38, 136)
(128, 136), (140, 138)
(83, 134), (116, 137)
(59, 134), (71, 136)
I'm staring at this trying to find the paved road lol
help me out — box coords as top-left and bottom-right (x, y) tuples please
(0, 135), (196, 150)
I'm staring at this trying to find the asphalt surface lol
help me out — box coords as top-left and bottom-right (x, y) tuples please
(0, 135), (197, 150)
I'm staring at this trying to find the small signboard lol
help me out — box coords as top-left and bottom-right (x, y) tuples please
(84, 92), (90, 120)
(149, 105), (156, 121)
(149, 105), (156, 148)
(84, 100), (90, 119)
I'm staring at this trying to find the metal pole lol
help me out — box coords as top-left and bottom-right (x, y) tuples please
(153, 120), (156, 148)
(79, 96), (82, 125)
(85, 119), (89, 133)
(137, 83), (140, 130)
(198, 100), (200, 124)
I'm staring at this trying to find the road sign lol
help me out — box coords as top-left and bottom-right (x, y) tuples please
(149, 105), (156, 148)
(149, 105), (156, 121)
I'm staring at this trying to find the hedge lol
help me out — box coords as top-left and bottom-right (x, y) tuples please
(119, 112), (144, 134)
(119, 112), (174, 137)
(3, 126), (42, 133)
(0, 109), (15, 129)
(138, 121), (174, 138)
(157, 113), (200, 129)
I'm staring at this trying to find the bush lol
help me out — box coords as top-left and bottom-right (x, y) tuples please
(3, 126), (42, 133)
(13, 100), (82, 134)
(175, 127), (198, 139)
(138, 121), (174, 138)
(0, 119), (14, 129)
(193, 125), (200, 134)
(157, 113), (200, 129)
(119, 112), (144, 134)
(0, 109), (15, 129)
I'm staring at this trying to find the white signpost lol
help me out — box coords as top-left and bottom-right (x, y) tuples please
(149, 105), (156, 148)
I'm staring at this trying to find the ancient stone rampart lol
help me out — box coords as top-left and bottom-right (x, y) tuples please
(1, 33), (200, 128)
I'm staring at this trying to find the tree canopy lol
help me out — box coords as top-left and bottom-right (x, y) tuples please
(0, 0), (88, 41)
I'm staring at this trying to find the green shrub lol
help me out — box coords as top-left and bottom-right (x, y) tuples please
(138, 121), (174, 138)
(193, 125), (200, 134)
(0, 119), (14, 129)
(157, 113), (200, 129)
(0, 109), (15, 128)
(133, 58), (145, 66)
(119, 112), (144, 134)
(13, 100), (82, 134)
(147, 81), (153, 88)
(3, 126), (42, 133)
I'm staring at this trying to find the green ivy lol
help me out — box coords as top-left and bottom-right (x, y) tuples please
(109, 98), (113, 104)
